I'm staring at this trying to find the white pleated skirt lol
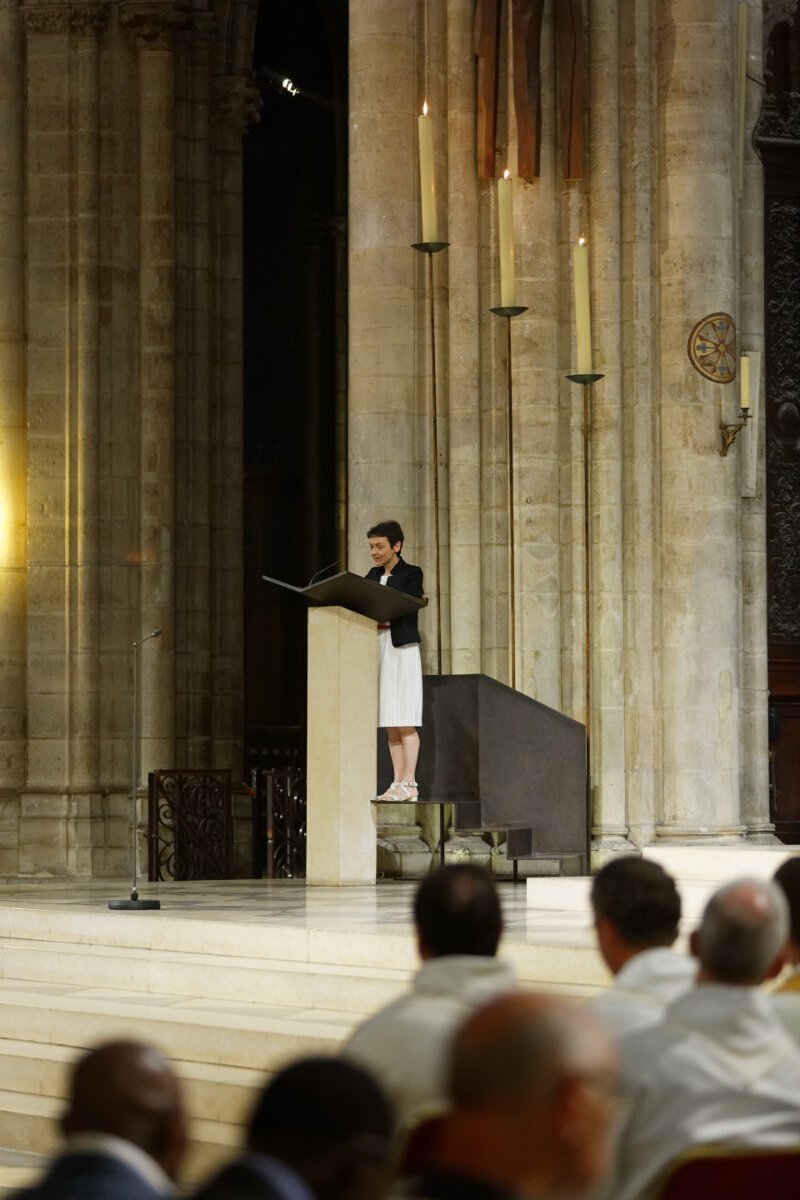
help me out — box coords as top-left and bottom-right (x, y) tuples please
(377, 630), (423, 727)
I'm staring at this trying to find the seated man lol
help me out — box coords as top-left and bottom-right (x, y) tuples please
(191, 1057), (392, 1200)
(771, 856), (800, 1041)
(412, 991), (619, 1200)
(605, 877), (800, 1200)
(342, 864), (516, 1128)
(7, 1040), (187, 1200)
(589, 857), (695, 1035)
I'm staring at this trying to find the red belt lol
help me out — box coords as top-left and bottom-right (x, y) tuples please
(377, 623), (390, 631)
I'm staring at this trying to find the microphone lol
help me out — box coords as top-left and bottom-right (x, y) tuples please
(133, 628), (163, 648)
(307, 560), (339, 587)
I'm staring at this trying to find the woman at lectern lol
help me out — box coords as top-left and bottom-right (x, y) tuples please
(366, 520), (423, 802)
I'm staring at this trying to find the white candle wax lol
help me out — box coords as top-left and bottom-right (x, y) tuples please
(498, 173), (515, 308)
(417, 109), (438, 244)
(573, 240), (592, 374)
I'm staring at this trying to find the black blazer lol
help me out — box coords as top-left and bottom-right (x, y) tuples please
(6, 1153), (168, 1200)
(366, 556), (423, 647)
(191, 1159), (285, 1200)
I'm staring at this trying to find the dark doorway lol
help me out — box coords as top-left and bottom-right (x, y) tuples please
(758, 17), (800, 840)
(242, 0), (348, 767)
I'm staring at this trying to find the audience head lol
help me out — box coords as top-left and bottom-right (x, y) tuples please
(247, 1057), (393, 1200)
(774, 856), (800, 964)
(413, 864), (503, 961)
(437, 992), (618, 1197)
(61, 1040), (187, 1181)
(591, 856), (682, 973)
(692, 877), (789, 985)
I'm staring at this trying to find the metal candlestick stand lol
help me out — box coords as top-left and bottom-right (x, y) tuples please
(412, 239), (449, 674)
(109, 628), (163, 911)
(566, 371), (603, 862)
(491, 304), (528, 690)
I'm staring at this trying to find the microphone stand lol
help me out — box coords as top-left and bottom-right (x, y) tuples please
(109, 629), (163, 911)
(307, 559), (339, 587)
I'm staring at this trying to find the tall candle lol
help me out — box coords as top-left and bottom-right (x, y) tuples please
(573, 238), (592, 374)
(740, 354), (751, 411)
(418, 102), (438, 244)
(498, 170), (515, 307)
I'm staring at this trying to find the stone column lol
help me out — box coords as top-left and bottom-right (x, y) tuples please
(348, 0), (418, 562)
(445, 0), (482, 676)
(620, 0), (660, 845)
(586, 2), (630, 852)
(349, 0), (432, 872)
(210, 73), (257, 772)
(0, 0), (26, 874)
(513, 17), (562, 708)
(121, 2), (185, 788)
(68, 2), (110, 872)
(175, 10), (215, 768)
(738, 0), (772, 839)
(21, 2), (72, 873)
(656, 1), (743, 840)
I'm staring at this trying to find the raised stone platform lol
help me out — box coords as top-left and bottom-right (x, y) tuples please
(526, 844), (800, 921)
(0, 877), (605, 1195)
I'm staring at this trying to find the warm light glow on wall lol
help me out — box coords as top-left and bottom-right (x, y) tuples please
(0, 445), (26, 568)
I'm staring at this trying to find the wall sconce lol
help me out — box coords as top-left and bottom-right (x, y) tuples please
(719, 354), (752, 456)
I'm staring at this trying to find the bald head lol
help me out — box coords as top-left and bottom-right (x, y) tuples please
(437, 993), (618, 1197)
(448, 991), (615, 1108)
(694, 878), (789, 985)
(62, 1041), (186, 1180)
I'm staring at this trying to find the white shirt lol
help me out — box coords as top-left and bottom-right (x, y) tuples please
(603, 985), (800, 1200)
(769, 967), (800, 1045)
(342, 954), (516, 1129)
(589, 947), (696, 1037)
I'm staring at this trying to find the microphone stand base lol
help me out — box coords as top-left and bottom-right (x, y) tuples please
(109, 889), (161, 911)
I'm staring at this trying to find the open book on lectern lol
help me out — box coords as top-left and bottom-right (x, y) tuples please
(262, 570), (428, 625)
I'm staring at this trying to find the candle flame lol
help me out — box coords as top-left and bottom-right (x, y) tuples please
(503, 168), (510, 179)
(422, 99), (428, 116)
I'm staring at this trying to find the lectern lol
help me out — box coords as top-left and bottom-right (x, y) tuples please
(262, 572), (426, 885)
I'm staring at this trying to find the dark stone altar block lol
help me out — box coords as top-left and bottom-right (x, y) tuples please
(379, 674), (587, 868)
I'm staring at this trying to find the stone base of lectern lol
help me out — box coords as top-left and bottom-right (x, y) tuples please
(305, 606), (378, 885)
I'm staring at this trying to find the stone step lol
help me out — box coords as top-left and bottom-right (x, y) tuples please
(0, 905), (607, 995)
(526, 876), (711, 922)
(526, 847), (800, 919)
(0, 937), (409, 1015)
(0, 1148), (48, 1198)
(0, 984), (353, 1071)
(643, 845), (798, 882)
(0, 1087), (234, 1184)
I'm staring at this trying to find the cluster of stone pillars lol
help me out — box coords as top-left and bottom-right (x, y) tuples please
(0, 0), (255, 876)
(347, 0), (773, 859)
(0, 0), (777, 878)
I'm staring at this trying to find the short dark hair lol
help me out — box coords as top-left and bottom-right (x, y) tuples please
(414, 864), (503, 958)
(590, 857), (681, 948)
(367, 520), (404, 548)
(247, 1057), (392, 1160)
(774, 857), (800, 947)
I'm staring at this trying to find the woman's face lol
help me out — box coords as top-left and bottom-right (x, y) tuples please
(368, 536), (401, 569)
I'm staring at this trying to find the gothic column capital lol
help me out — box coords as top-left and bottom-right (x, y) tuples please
(211, 74), (262, 128)
(69, 3), (110, 37)
(119, 2), (190, 51)
(20, 5), (70, 34)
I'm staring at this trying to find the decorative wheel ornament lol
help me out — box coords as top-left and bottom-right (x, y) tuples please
(687, 312), (737, 383)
